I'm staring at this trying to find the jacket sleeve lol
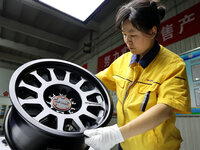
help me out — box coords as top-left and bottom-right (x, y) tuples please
(96, 62), (117, 91)
(157, 60), (191, 114)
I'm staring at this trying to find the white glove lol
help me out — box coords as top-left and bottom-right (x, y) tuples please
(84, 124), (124, 150)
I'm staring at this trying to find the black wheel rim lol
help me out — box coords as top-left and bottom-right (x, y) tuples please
(5, 59), (113, 150)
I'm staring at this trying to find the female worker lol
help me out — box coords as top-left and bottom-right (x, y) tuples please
(84, 0), (191, 150)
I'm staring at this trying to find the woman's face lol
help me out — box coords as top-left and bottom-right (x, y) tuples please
(121, 19), (156, 58)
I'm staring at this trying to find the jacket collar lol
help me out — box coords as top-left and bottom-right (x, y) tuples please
(129, 40), (160, 68)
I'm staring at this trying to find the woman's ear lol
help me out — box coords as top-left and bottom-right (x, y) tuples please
(149, 26), (157, 39)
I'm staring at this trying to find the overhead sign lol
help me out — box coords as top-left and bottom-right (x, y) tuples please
(158, 2), (200, 46)
(97, 43), (129, 72)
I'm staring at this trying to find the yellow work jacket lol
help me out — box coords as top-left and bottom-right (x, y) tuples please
(96, 43), (191, 150)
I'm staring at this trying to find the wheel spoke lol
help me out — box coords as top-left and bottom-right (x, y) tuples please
(30, 71), (47, 84)
(34, 110), (49, 121)
(64, 71), (70, 82)
(83, 88), (101, 97)
(48, 68), (58, 81)
(85, 101), (104, 108)
(74, 117), (85, 132)
(85, 111), (98, 120)
(18, 98), (40, 105)
(19, 80), (40, 93)
(76, 77), (86, 88)
(57, 116), (65, 131)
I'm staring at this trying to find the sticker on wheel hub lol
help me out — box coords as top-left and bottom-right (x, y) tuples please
(52, 96), (71, 111)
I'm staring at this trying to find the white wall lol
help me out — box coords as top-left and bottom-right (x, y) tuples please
(176, 117), (200, 150)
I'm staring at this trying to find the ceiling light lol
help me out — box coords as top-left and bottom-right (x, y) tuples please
(37, 0), (107, 22)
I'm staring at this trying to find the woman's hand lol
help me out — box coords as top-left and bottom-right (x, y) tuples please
(84, 124), (124, 150)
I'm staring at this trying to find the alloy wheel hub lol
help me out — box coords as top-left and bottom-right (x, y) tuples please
(4, 59), (113, 150)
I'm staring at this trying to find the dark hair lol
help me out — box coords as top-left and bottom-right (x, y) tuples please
(116, 0), (166, 37)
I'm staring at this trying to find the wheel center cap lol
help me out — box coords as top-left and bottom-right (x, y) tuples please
(52, 96), (71, 111)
